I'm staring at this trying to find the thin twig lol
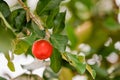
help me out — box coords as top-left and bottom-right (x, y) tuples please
(18, 0), (50, 39)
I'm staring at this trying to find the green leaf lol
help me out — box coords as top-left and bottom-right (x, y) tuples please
(50, 34), (68, 53)
(46, 8), (59, 29)
(36, 0), (62, 16)
(0, 76), (6, 80)
(4, 52), (15, 72)
(66, 25), (78, 48)
(15, 9), (26, 30)
(98, 44), (118, 57)
(53, 12), (66, 34)
(59, 67), (73, 80)
(31, 22), (46, 38)
(25, 46), (33, 56)
(14, 39), (30, 55)
(24, 32), (37, 45)
(8, 9), (26, 32)
(86, 64), (96, 79)
(4, 53), (11, 61)
(92, 65), (108, 77)
(0, 0), (11, 18)
(104, 17), (120, 31)
(64, 52), (86, 74)
(0, 25), (14, 53)
(0, 14), (15, 53)
(20, 33), (36, 56)
(7, 61), (15, 72)
(50, 48), (62, 73)
(0, 12), (15, 34)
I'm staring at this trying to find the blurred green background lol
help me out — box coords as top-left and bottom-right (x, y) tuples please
(64, 0), (120, 80)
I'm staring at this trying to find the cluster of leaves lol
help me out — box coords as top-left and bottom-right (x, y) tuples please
(0, 0), (95, 79)
(0, 0), (66, 70)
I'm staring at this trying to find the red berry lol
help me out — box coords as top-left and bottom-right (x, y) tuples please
(32, 40), (53, 60)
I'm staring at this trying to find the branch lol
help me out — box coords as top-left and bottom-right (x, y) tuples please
(18, 0), (50, 39)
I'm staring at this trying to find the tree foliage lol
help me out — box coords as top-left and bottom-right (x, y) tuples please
(0, 0), (120, 80)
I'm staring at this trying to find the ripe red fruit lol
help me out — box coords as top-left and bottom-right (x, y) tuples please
(32, 40), (53, 60)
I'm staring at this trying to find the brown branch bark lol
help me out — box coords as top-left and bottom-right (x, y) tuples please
(18, 0), (50, 39)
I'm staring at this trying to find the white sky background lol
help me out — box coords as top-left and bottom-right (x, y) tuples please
(0, 53), (45, 79)
(4, 0), (39, 11)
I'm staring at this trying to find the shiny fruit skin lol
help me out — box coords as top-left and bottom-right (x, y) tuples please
(32, 40), (53, 60)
